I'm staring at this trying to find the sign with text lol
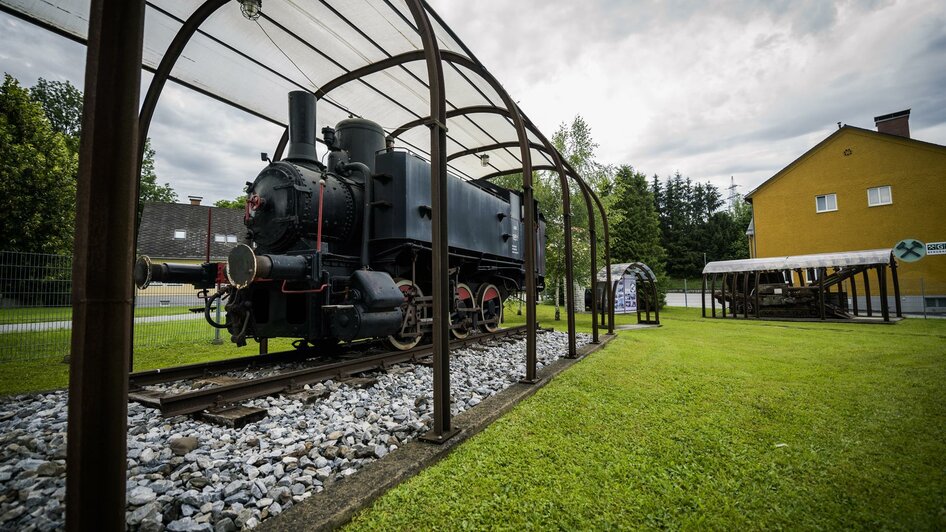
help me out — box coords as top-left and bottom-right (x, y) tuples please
(927, 242), (946, 255)
(613, 276), (637, 313)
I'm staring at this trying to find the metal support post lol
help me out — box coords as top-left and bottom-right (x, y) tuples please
(754, 271), (761, 318)
(684, 278), (689, 308)
(863, 270), (873, 317)
(890, 257), (902, 318)
(581, 183), (599, 343)
(878, 265), (890, 322)
(742, 272), (750, 319)
(850, 275), (858, 316)
(721, 273), (728, 317)
(408, 0), (458, 442)
(710, 274), (717, 318)
(700, 275), (706, 317)
(66, 0), (145, 529)
(819, 267), (826, 320)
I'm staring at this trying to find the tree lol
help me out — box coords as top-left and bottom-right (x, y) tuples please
(214, 195), (247, 209)
(138, 138), (177, 204)
(29, 77), (175, 206)
(30, 78), (83, 153)
(548, 116), (616, 318)
(611, 166), (666, 266)
(0, 74), (78, 254)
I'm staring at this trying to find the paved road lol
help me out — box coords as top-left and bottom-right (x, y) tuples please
(0, 312), (205, 334)
(665, 291), (713, 308)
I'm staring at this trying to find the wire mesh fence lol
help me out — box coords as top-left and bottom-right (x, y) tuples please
(0, 251), (224, 362)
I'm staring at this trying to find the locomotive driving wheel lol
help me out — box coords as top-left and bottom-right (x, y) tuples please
(450, 283), (475, 339)
(386, 280), (426, 351)
(477, 283), (503, 333)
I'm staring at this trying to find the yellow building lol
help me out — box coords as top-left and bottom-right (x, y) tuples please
(746, 110), (946, 313)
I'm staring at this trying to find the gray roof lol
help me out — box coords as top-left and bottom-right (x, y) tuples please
(137, 202), (245, 260)
(702, 249), (892, 274)
(597, 262), (657, 282)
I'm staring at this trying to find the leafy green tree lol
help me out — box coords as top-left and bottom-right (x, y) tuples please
(0, 74), (77, 254)
(549, 116), (616, 318)
(29, 78), (83, 153)
(28, 77), (175, 206)
(139, 138), (177, 204)
(214, 195), (247, 209)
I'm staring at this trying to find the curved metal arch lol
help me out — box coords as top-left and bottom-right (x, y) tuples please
(389, 105), (513, 139)
(446, 141), (548, 163)
(137, 0), (229, 164)
(588, 188), (614, 334)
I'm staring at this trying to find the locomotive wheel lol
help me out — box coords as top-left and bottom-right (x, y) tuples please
(451, 283), (475, 339)
(477, 283), (503, 333)
(386, 280), (426, 351)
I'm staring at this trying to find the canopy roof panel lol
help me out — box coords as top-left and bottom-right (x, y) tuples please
(1, 0), (565, 181)
(598, 263), (657, 282)
(702, 249), (893, 274)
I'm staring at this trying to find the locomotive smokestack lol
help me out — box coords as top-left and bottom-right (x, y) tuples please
(287, 91), (318, 164)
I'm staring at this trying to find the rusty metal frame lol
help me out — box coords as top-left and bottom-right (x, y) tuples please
(66, 0), (145, 528)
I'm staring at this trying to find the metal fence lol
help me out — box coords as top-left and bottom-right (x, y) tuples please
(0, 251), (223, 362)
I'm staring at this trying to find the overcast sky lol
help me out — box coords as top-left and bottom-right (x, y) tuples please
(2, 0), (945, 204)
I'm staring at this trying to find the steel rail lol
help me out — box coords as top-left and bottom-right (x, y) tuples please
(133, 325), (529, 417)
(128, 346), (347, 388)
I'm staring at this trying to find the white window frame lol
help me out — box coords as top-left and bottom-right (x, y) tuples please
(214, 233), (226, 242)
(173, 230), (187, 239)
(815, 193), (837, 213)
(226, 235), (238, 243)
(867, 185), (892, 207)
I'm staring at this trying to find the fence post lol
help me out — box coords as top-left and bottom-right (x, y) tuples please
(683, 278), (688, 308)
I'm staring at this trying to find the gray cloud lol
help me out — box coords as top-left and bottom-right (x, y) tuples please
(2, 0), (944, 202)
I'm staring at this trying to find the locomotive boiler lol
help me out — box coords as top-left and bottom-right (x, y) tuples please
(135, 91), (546, 351)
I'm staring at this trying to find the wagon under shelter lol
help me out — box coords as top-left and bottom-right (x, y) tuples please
(701, 249), (902, 322)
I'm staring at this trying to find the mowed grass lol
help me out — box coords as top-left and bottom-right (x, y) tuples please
(348, 306), (946, 530)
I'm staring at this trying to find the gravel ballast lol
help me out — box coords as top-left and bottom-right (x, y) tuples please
(0, 330), (589, 531)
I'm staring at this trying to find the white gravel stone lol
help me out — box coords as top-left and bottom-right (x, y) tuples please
(0, 330), (589, 531)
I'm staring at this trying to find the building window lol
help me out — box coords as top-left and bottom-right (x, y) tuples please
(867, 185), (892, 207)
(226, 235), (238, 243)
(173, 230), (187, 239)
(926, 297), (946, 309)
(214, 234), (226, 242)
(815, 193), (837, 213)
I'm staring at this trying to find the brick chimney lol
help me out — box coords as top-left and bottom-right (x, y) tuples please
(188, 195), (203, 206)
(874, 109), (910, 138)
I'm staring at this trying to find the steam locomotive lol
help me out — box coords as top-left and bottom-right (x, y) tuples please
(135, 91), (545, 351)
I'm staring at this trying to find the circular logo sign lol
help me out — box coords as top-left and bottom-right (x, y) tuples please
(893, 238), (926, 263)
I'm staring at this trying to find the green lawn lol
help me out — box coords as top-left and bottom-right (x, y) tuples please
(348, 306), (946, 530)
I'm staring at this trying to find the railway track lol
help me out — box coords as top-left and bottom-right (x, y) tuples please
(128, 325), (530, 418)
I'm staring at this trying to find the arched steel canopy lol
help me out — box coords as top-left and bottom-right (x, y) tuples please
(0, 0), (563, 181)
(599, 263), (657, 283)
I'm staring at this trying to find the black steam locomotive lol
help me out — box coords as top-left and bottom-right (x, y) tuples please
(135, 91), (545, 351)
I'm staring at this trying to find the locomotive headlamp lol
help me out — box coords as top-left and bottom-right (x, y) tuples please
(479, 153), (490, 167)
(240, 0), (261, 20)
